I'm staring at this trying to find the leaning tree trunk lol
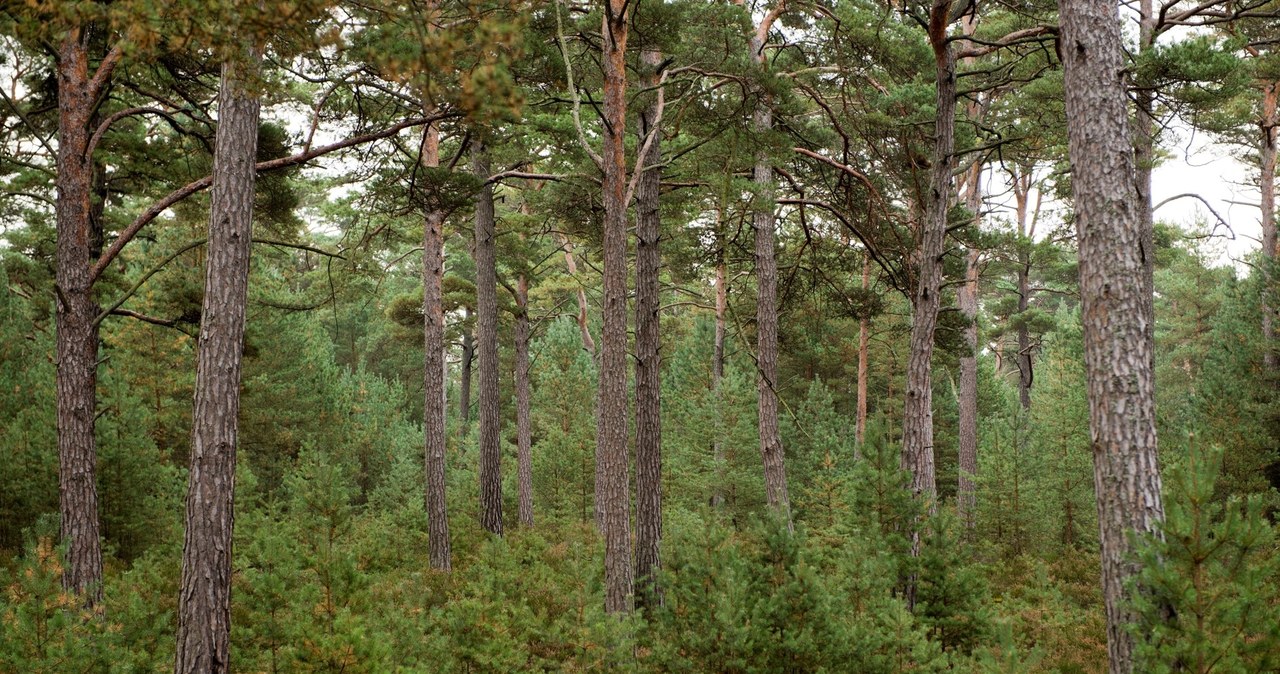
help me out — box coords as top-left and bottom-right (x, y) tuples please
(515, 272), (534, 527)
(749, 15), (793, 530)
(54, 30), (105, 603)
(1059, 0), (1167, 669)
(598, 0), (634, 615)
(175, 51), (261, 674)
(634, 44), (665, 612)
(421, 111), (452, 571)
(473, 140), (503, 536)
(902, 9), (955, 514)
(1261, 82), (1277, 370)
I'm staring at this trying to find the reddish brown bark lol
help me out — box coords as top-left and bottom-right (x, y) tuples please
(53, 29), (106, 604)
(902, 3), (956, 514)
(598, 0), (634, 614)
(176, 51), (261, 674)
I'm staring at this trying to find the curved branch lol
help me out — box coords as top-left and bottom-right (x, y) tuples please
(90, 113), (448, 284)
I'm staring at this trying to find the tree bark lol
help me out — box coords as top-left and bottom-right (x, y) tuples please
(902, 9), (955, 514)
(421, 112), (452, 571)
(53, 29), (105, 603)
(1011, 167), (1035, 409)
(515, 273), (534, 527)
(750, 9), (793, 531)
(557, 234), (597, 356)
(856, 257), (870, 450)
(711, 228), (728, 508)
(175, 51), (261, 674)
(473, 141), (503, 536)
(459, 307), (474, 426)
(1059, 0), (1167, 668)
(634, 44), (665, 612)
(1261, 82), (1277, 370)
(957, 163), (981, 529)
(1135, 0), (1157, 356)
(598, 0), (634, 614)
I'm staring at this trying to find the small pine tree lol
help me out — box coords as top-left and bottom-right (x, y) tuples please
(1133, 441), (1280, 673)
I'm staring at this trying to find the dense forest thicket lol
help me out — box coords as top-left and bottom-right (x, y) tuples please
(2, 0), (1280, 672)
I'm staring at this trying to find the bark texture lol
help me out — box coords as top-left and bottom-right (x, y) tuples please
(902, 10), (955, 512)
(421, 114), (452, 571)
(634, 45), (665, 611)
(54, 30), (104, 603)
(598, 0), (634, 614)
(473, 141), (503, 536)
(515, 273), (534, 527)
(750, 12), (793, 530)
(176, 53), (261, 674)
(1059, 0), (1167, 669)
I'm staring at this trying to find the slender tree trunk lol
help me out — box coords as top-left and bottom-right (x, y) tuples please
(421, 112), (451, 571)
(515, 273), (534, 527)
(902, 16), (955, 514)
(1261, 82), (1277, 370)
(54, 30), (104, 603)
(557, 234), (597, 357)
(750, 18), (793, 531)
(1016, 265), (1032, 409)
(1059, 0), (1167, 668)
(957, 163), (981, 529)
(175, 51), (261, 674)
(634, 45), (665, 611)
(460, 308), (474, 426)
(1011, 169), (1035, 410)
(856, 257), (870, 449)
(473, 141), (503, 536)
(598, 0), (634, 614)
(711, 230), (728, 508)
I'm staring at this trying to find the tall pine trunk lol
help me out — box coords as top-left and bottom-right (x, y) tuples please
(902, 9), (955, 514)
(515, 272), (534, 527)
(1059, 0), (1167, 668)
(750, 13), (792, 530)
(175, 51), (261, 674)
(598, 0), (634, 614)
(421, 112), (452, 571)
(473, 141), (503, 536)
(634, 44), (665, 611)
(54, 30), (105, 603)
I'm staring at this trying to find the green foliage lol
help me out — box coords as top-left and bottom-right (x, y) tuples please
(1134, 443), (1280, 673)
